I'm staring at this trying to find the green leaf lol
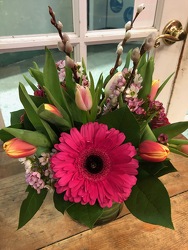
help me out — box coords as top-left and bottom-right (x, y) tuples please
(19, 83), (58, 144)
(169, 146), (188, 157)
(23, 75), (38, 92)
(140, 160), (177, 177)
(38, 104), (71, 129)
(124, 49), (132, 69)
(53, 192), (74, 214)
(2, 127), (51, 147)
(10, 109), (25, 125)
(155, 72), (174, 100)
(137, 52), (147, 71)
(0, 124), (22, 142)
(153, 121), (188, 140)
(29, 95), (48, 107)
(43, 48), (64, 107)
(67, 203), (103, 228)
(64, 66), (76, 100)
(138, 57), (154, 99)
(18, 186), (48, 229)
(141, 124), (157, 142)
(98, 106), (140, 147)
(29, 68), (45, 87)
(125, 169), (174, 229)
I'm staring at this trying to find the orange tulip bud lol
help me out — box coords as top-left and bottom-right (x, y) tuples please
(44, 104), (62, 117)
(139, 140), (170, 162)
(75, 84), (92, 111)
(149, 80), (160, 101)
(3, 138), (37, 158)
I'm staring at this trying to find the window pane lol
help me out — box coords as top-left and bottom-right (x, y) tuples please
(87, 42), (142, 82)
(0, 0), (73, 36)
(88, 0), (135, 30)
(0, 49), (63, 126)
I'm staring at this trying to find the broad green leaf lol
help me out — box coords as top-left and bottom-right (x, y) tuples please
(0, 124), (22, 142)
(140, 160), (177, 177)
(153, 121), (188, 140)
(138, 57), (154, 99)
(29, 68), (45, 87)
(141, 124), (157, 142)
(29, 95), (48, 107)
(124, 49), (132, 69)
(53, 192), (74, 214)
(43, 48), (64, 107)
(155, 72), (174, 100)
(38, 104), (71, 129)
(169, 146), (188, 157)
(169, 138), (188, 145)
(98, 106), (140, 147)
(23, 75), (38, 91)
(64, 66), (76, 100)
(125, 169), (174, 229)
(19, 83), (58, 144)
(137, 52), (147, 71)
(18, 186), (48, 229)
(10, 109), (25, 125)
(2, 127), (51, 147)
(67, 203), (103, 228)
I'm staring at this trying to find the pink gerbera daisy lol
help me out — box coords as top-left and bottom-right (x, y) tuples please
(51, 122), (139, 208)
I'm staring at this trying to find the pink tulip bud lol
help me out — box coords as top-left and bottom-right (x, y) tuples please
(149, 80), (160, 101)
(75, 84), (92, 111)
(44, 104), (62, 117)
(178, 144), (188, 155)
(105, 72), (122, 97)
(139, 140), (170, 162)
(3, 138), (37, 158)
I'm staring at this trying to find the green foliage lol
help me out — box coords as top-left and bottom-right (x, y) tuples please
(66, 203), (103, 228)
(125, 168), (174, 229)
(18, 186), (48, 229)
(98, 106), (140, 147)
(53, 192), (74, 214)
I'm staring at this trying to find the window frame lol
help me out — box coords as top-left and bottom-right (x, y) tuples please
(0, 0), (162, 63)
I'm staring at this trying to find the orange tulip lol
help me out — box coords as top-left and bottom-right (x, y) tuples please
(149, 80), (159, 101)
(44, 104), (62, 117)
(3, 138), (37, 158)
(75, 84), (92, 111)
(139, 140), (169, 162)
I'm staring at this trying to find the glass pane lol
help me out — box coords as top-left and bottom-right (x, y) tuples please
(87, 42), (142, 82)
(0, 49), (63, 126)
(0, 0), (73, 36)
(87, 0), (158, 30)
(88, 0), (135, 30)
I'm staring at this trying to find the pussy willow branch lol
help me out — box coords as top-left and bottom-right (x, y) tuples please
(48, 6), (80, 83)
(110, 10), (144, 77)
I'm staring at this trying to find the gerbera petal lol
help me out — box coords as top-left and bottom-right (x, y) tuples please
(50, 122), (138, 208)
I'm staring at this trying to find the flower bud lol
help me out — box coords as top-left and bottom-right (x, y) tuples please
(143, 33), (156, 51)
(124, 31), (131, 40)
(57, 21), (63, 30)
(137, 3), (145, 14)
(131, 47), (140, 63)
(3, 138), (37, 158)
(75, 84), (93, 111)
(149, 80), (160, 101)
(44, 104), (62, 117)
(116, 45), (123, 55)
(65, 56), (75, 68)
(125, 21), (132, 31)
(63, 33), (70, 42)
(105, 72), (122, 97)
(139, 140), (170, 162)
(178, 144), (188, 155)
(57, 41), (65, 52)
(65, 41), (73, 53)
(118, 57), (122, 66)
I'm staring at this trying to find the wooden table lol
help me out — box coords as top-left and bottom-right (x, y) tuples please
(0, 152), (188, 250)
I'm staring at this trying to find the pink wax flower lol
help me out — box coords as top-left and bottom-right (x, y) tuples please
(51, 122), (139, 208)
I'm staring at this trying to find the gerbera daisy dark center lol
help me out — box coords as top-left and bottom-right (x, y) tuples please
(85, 155), (103, 174)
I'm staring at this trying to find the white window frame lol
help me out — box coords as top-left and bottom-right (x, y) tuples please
(0, 0), (163, 63)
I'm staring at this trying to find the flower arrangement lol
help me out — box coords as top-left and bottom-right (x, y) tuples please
(1, 4), (188, 230)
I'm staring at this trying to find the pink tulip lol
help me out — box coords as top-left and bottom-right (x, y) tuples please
(44, 104), (62, 117)
(178, 144), (188, 155)
(3, 138), (37, 158)
(139, 140), (170, 162)
(75, 84), (92, 111)
(149, 80), (160, 101)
